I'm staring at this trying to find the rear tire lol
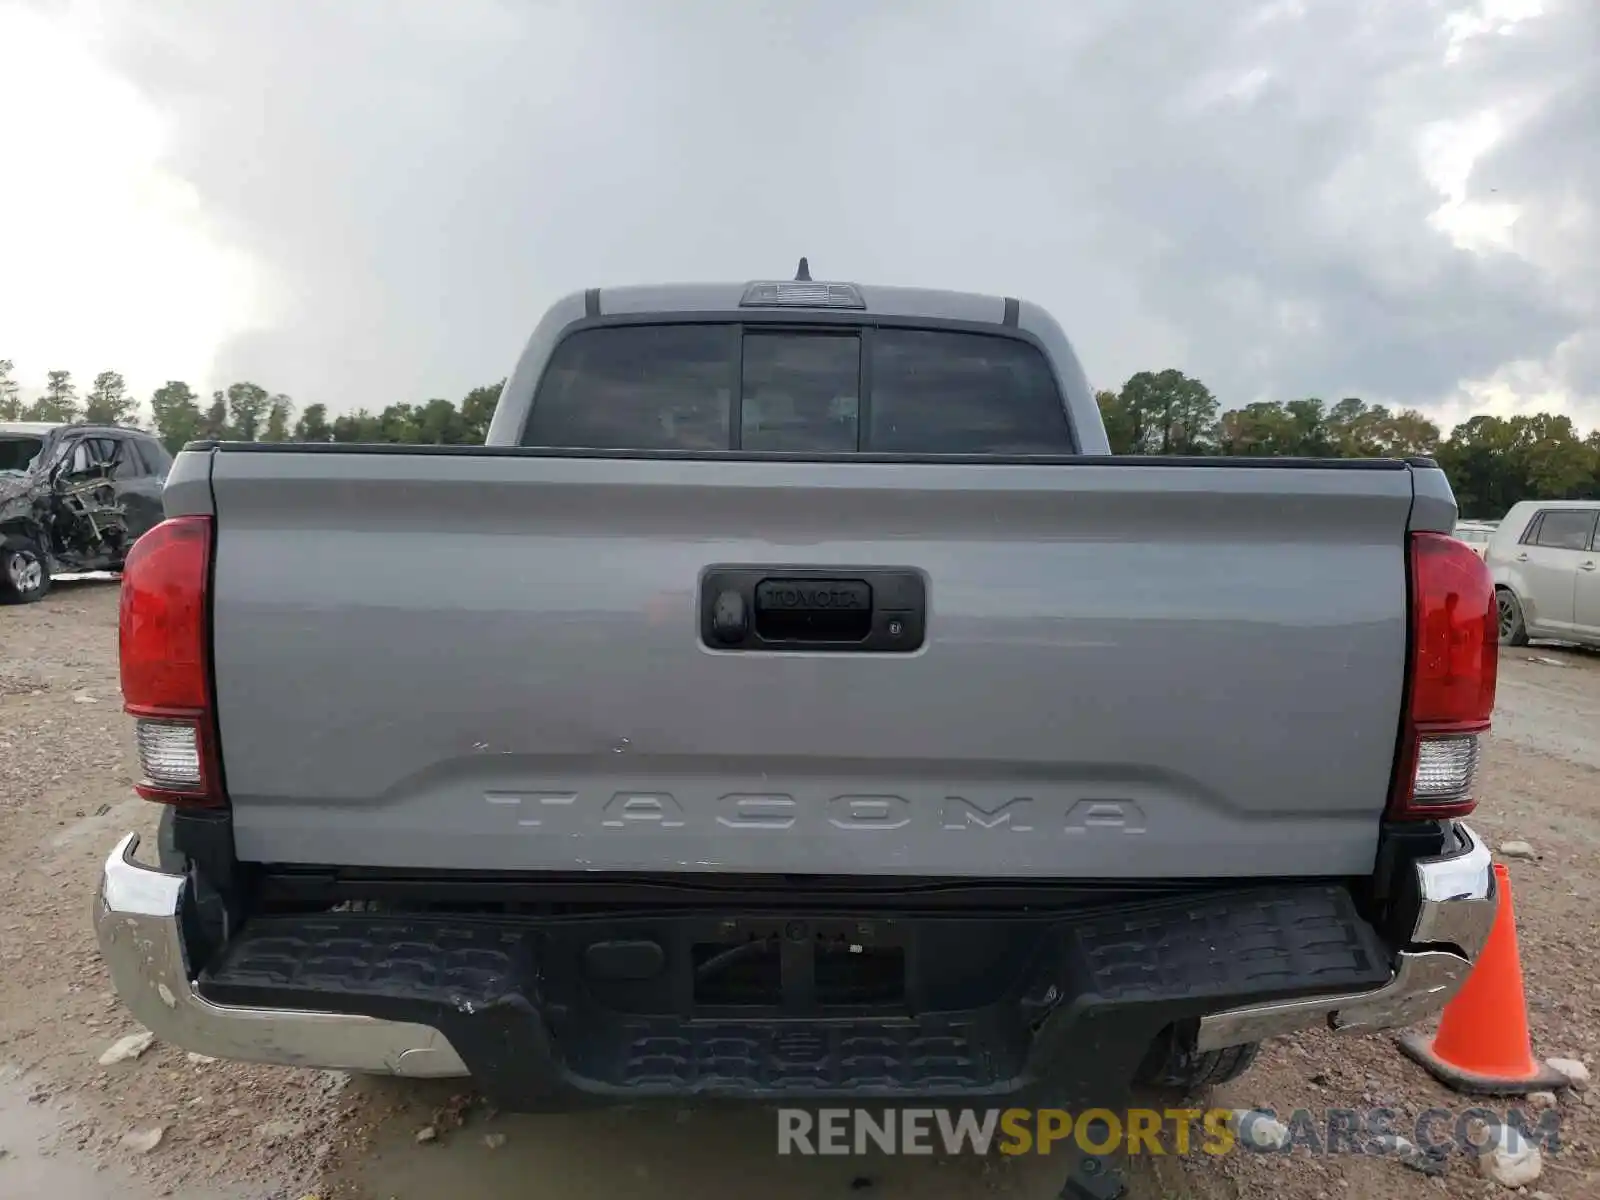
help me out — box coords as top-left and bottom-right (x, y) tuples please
(0, 537), (51, 605)
(1135, 1025), (1260, 1093)
(1497, 587), (1529, 647)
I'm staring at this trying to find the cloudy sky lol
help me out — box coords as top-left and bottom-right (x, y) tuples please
(2, 0), (1594, 432)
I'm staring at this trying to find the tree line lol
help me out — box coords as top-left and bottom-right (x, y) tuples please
(1098, 369), (1600, 518)
(0, 361), (503, 455)
(4, 359), (1596, 519)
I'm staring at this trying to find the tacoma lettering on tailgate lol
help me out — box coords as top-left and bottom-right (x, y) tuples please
(482, 791), (1148, 836)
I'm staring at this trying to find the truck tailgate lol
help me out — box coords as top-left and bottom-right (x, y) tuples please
(208, 450), (1413, 878)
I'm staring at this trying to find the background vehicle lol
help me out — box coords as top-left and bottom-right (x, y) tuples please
(1486, 499), (1600, 647)
(96, 275), (1498, 1115)
(1452, 519), (1497, 558)
(0, 421), (172, 604)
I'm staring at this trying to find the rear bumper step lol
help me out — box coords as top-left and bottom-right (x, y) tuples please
(92, 833), (467, 1079)
(93, 823), (1496, 1106)
(1194, 820), (1495, 1050)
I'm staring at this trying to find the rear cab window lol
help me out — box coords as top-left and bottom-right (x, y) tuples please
(868, 329), (1072, 453)
(524, 325), (735, 451)
(740, 332), (859, 452)
(520, 323), (1073, 454)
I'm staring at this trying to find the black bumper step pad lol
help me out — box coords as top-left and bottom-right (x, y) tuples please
(196, 884), (1391, 1103)
(200, 916), (527, 1008)
(560, 1012), (1026, 1094)
(1072, 885), (1391, 1005)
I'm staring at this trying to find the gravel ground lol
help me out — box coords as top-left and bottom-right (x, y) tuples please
(0, 580), (1595, 1199)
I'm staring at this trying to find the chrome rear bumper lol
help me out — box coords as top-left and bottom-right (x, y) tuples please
(1196, 820), (1496, 1051)
(92, 832), (468, 1077)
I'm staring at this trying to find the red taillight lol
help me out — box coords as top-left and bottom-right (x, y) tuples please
(1389, 531), (1498, 819)
(119, 516), (223, 806)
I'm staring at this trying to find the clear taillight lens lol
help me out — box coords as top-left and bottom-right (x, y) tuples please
(134, 718), (204, 793)
(1412, 734), (1479, 802)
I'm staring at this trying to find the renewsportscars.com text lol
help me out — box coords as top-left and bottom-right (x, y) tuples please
(776, 1106), (1561, 1158)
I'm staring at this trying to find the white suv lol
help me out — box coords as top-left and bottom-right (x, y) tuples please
(1486, 500), (1600, 647)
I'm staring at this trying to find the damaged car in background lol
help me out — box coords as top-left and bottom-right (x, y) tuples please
(0, 421), (171, 604)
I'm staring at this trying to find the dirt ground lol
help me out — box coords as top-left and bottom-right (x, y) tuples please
(1, 579), (1596, 1200)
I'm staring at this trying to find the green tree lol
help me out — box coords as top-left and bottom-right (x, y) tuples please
(1214, 395), (1441, 460)
(150, 381), (205, 453)
(291, 402), (332, 442)
(1330, 400), (1440, 458)
(1433, 414), (1596, 518)
(1516, 414), (1593, 495)
(377, 402), (421, 442)
(225, 382), (270, 441)
(262, 394), (294, 442)
(415, 397), (468, 444)
(1373, 408), (1442, 457)
(1281, 399), (1334, 456)
(1217, 401), (1301, 455)
(82, 370), (138, 425)
(200, 390), (230, 439)
(331, 408), (384, 442)
(0, 359), (20, 419)
(1324, 398), (1373, 456)
(459, 381), (502, 443)
(1117, 369), (1218, 455)
(24, 370), (79, 421)
(1096, 389), (1139, 454)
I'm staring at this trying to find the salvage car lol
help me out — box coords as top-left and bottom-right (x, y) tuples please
(95, 273), (1499, 1127)
(0, 421), (172, 603)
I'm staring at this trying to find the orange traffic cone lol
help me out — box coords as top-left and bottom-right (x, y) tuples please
(1397, 863), (1569, 1093)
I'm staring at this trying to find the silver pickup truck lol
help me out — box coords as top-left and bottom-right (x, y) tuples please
(96, 273), (1500, 1112)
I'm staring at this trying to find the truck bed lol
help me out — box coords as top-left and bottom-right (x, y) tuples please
(194, 444), (1421, 880)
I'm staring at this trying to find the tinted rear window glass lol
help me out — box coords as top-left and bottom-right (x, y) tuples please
(521, 323), (1071, 453)
(741, 333), (860, 452)
(869, 329), (1072, 453)
(1532, 510), (1597, 551)
(524, 325), (734, 450)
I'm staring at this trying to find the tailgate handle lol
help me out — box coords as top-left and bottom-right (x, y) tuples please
(754, 579), (872, 642)
(701, 568), (926, 654)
